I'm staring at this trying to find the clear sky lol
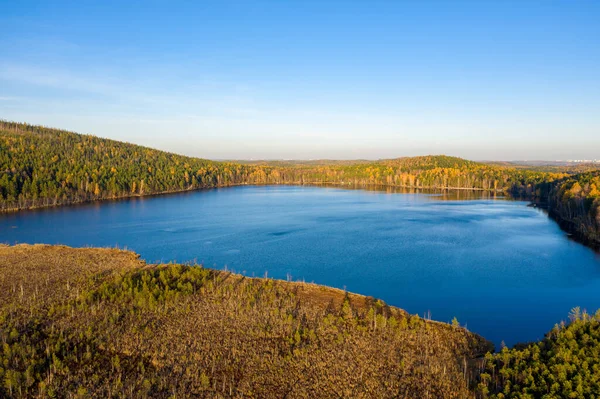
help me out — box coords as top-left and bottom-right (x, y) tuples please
(1, 1), (599, 160)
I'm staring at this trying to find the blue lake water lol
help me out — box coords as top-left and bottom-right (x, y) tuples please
(1, 185), (600, 348)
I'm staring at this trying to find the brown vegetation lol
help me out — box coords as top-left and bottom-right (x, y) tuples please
(0, 245), (491, 398)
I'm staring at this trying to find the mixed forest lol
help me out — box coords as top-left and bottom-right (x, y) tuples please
(0, 121), (565, 208)
(2, 121), (600, 397)
(1, 244), (599, 398)
(476, 308), (600, 398)
(2, 121), (598, 245)
(547, 171), (600, 246)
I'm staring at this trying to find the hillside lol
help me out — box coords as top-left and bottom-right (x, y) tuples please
(547, 171), (600, 246)
(0, 121), (565, 212)
(0, 121), (286, 211)
(0, 244), (491, 398)
(2, 120), (600, 245)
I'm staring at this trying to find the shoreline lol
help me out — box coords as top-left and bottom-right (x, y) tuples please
(2, 181), (598, 251)
(529, 199), (600, 251)
(0, 181), (506, 214)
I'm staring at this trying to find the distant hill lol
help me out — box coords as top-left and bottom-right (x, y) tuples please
(2, 120), (598, 245)
(233, 155), (476, 169)
(228, 158), (373, 166)
(0, 120), (566, 212)
(486, 160), (600, 174)
(381, 154), (479, 168)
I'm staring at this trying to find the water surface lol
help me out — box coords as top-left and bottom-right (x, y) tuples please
(2, 185), (599, 347)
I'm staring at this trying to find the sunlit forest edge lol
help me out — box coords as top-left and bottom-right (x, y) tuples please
(1, 121), (599, 246)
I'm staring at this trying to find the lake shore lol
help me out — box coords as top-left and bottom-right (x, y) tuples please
(3, 181), (598, 252)
(0, 243), (491, 397)
(3, 184), (599, 348)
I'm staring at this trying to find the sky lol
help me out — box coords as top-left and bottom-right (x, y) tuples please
(1, 1), (599, 161)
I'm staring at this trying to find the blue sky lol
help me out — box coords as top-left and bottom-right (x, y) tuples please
(1, 1), (599, 160)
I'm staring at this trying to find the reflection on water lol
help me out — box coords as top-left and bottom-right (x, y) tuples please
(308, 183), (506, 200)
(1, 185), (599, 348)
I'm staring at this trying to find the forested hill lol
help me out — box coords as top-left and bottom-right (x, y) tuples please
(238, 155), (565, 195)
(3, 120), (599, 244)
(235, 155), (475, 169)
(0, 121), (569, 213)
(0, 121), (292, 211)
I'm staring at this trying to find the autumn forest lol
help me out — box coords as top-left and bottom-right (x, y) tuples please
(1, 121), (600, 398)
(1, 121), (599, 246)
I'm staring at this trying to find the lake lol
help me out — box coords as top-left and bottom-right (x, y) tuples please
(2, 185), (600, 347)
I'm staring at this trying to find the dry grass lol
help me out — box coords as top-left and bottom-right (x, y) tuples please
(0, 245), (492, 398)
(0, 244), (142, 311)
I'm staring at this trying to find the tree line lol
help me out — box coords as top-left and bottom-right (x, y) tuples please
(474, 308), (600, 398)
(0, 121), (567, 211)
(1, 121), (598, 245)
(547, 172), (600, 245)
(0, 121), (289, 211)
